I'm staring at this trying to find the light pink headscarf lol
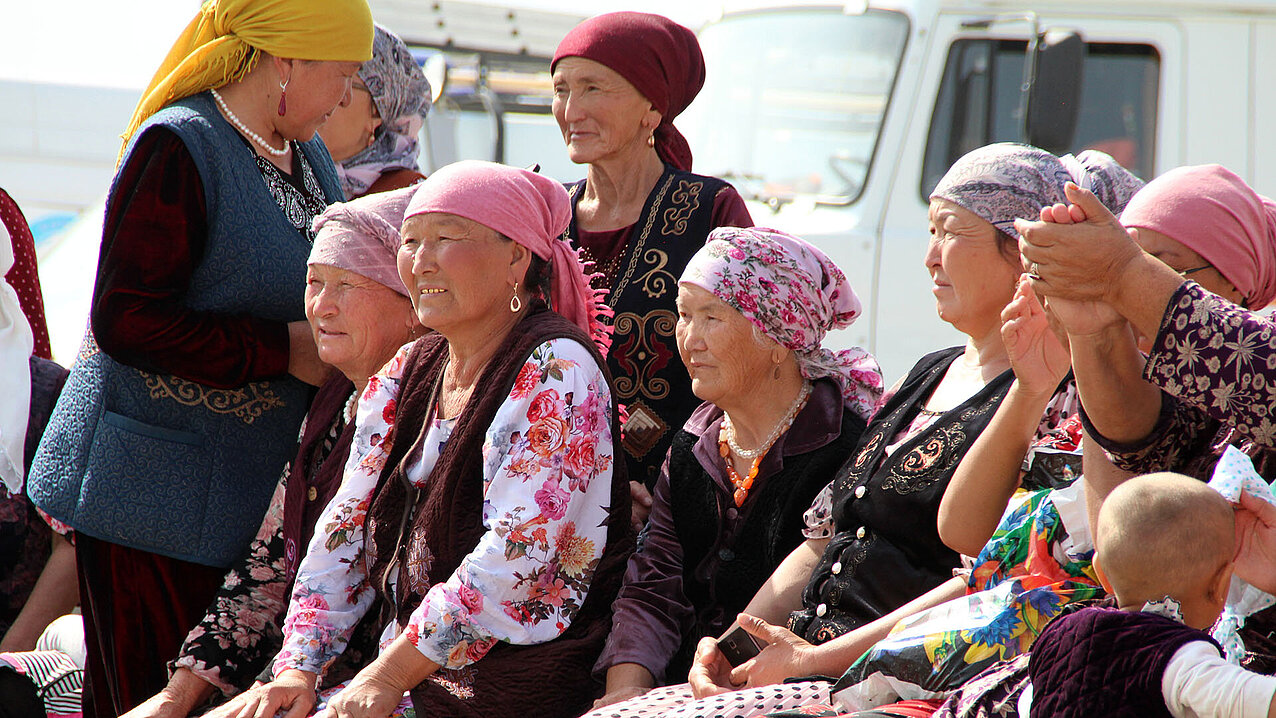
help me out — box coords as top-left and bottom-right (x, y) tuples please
(403, 160), (610, 351)
(1121, 165), (1276, 309)
(309, 185), (415, 296)
(680, 226), (883, 420)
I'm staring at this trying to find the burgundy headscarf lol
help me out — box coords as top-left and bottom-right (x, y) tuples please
(1121, 165), (1276, 309)
(552, 11), (705, 171)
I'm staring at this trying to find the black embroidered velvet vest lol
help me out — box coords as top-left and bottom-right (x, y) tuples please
(1029, 608), (1219, 717)
(664, 394), (866, 679)
(790, 348), (1017, 644)
(562, 167), (730, 487)
(363, 304), (633, 716)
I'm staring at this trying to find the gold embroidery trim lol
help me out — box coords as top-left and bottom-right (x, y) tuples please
(143, 374), (285, 425)
(661, 179), (704, 236)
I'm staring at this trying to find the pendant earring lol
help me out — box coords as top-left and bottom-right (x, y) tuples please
(774, 364), (781, 380)
(510, 281), (522, 313)
(647, 132), (655, 148)
(278, 77), (289, 117)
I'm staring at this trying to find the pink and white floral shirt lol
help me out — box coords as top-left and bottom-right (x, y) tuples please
(273, 337), (615, 675)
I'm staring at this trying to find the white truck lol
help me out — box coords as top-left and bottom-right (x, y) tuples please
(678, 0), (1276, 381)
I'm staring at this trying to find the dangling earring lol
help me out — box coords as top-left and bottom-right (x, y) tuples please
(510, 281), (522, 313)
(278, 77), (289, 117)
(773, 364), (781, 380)
(647, 132), (655, 148)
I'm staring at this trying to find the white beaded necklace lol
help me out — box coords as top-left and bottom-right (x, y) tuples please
(209, 88), (290, 157)
(723, 380), (812, 459)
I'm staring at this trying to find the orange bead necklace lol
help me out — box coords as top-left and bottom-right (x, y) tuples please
(719, 381), (812, 507)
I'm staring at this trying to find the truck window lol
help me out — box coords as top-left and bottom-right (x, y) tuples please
(684, 8), (909, 205)
(921, 40), (1159, 197)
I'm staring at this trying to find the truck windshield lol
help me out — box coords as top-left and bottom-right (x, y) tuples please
(683, 8), (909, 205)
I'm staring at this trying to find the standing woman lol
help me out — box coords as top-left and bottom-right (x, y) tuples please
(25, 0), (373, 715)
(551, 12), (753, 498)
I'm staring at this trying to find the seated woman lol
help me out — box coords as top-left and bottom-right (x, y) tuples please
(579, 143), (1145, 717)
(323, 23), (431, 199)
(593, 227), (882, 707)
(120, 186), (422, 718)
(214, 161), (632, 718)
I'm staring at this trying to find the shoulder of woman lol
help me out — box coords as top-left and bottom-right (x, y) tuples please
(523, 336), (606, 376)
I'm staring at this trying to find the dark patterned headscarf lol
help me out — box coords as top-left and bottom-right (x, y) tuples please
(930, 143), (1144, 235)
(337, 25), (431, 199)
(552, 12), (705, 171)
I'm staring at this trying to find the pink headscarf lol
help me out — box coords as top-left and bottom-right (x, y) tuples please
(403, 160), (610, 351)
(1121, 165), (1276, 309)
(680, 226), (883, 420)
(309, 185), (416, 296)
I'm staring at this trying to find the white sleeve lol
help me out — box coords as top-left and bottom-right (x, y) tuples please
(1163, 640), (1276, 718)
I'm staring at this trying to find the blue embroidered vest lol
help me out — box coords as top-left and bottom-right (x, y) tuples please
(562, 167), (730, 487)
(27, 93), (343, 568)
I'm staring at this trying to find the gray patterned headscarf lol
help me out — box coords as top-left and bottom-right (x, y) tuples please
(336, 24), (432, 199)
(930, 143), (1144, 235)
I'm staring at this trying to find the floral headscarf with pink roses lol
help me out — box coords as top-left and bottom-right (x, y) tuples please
(680, 226), (883, 420)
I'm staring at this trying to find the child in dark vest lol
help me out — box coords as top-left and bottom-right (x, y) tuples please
(1028, 472), (1276, 717)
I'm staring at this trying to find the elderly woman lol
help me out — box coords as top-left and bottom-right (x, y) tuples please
(214, 161), (631, 718)
(583, 143), (1142, 718)
(593, 227), (882, 708)
(322, 24), (431, 199)
(551, 12), (753, 505)
(119, 187), (421, 718)
(25, 0), (372, 713)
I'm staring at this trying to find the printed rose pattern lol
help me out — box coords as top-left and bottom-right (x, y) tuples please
(273, 338), (614, 678)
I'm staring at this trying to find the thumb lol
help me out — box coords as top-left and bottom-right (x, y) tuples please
(1062, 182), (1114, 225)
(736, 613), (784, 644)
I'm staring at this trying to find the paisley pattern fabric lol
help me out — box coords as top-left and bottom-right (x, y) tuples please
(273, 337), (614, 676)
(254, 149), (328, 242)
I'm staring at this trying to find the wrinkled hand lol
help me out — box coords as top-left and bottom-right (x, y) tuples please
(1001, 281), (1070, 395)
(118, 694), (191, 718)
(592, 685), (651, 710)
(729, 614), (816, 689)
(1234, 491), (1276, 595)
(317, 673), (404, 718)
(629, 481), (653, 533)
(204, 670), (316, 718)
(1016, 183), (1143, 305)
(688, 636), (737, 699)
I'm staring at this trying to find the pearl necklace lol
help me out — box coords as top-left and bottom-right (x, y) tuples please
(723, 380), (812, 459)
(210, 88), (290, 157)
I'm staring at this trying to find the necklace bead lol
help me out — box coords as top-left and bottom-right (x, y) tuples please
(723, 381), (812, 459)
(210, 88), (290, 157)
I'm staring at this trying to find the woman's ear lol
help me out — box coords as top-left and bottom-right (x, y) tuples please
(1208, 560), (1235, 606)
(271, 55), (294, 84)
(508, 240), (532, 284)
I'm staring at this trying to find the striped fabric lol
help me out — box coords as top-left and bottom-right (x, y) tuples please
(0, 649), (83, 716)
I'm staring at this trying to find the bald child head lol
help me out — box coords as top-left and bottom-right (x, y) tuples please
(1096, 472), (1234, 625)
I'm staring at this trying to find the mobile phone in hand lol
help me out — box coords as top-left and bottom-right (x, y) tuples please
(716, 625), (761, 667)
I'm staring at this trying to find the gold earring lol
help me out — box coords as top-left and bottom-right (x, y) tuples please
(647, 133), (655, 148)
(510, 281), (522, 313)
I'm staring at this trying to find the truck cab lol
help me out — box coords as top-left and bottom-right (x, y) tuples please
(681, 0), (1276, 380)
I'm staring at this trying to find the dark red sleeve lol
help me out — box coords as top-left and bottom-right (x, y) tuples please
(90, 128), (291, 388)
(711, 184), (754, 229)
(0, 189), (51, 359)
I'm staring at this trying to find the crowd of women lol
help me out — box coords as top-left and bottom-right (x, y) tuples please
(3, 0), (1276, 716)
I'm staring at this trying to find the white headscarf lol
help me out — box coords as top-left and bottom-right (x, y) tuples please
(0, 221), (33, 493)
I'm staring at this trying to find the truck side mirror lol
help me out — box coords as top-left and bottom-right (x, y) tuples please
(1026, 30), (1084, 152)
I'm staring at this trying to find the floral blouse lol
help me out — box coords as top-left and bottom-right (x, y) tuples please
(273, 337), (615, 676)
(1089, 282), (1276, 477)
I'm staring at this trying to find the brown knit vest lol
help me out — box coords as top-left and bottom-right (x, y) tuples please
(364, 304), (633, 716)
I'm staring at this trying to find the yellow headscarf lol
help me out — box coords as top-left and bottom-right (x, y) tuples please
(119, 0), (374, 160)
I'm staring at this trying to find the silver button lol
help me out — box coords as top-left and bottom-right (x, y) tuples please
(831, 561), (843, 575)
(854, 485), (866, 499)
(816, 603), (828, 617)
(856, 526), (867, 539)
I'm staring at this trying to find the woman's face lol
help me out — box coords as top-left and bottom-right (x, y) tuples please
(304, 264), (416, 382)
(1132, 227), (1246, 306)
(925, 199), (1022, 337)
(675, 283), (778, 408)
(277, 59), (362, 142)
(397, 213), (528, 335)
(318, 77), (382, 162)
(551, 57), (662, 165)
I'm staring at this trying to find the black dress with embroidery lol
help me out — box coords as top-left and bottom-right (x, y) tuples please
(561, 167), (737, 487)
(789, 348), (1021, 644)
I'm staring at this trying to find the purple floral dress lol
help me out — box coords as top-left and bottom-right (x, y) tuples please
(273, 337), (615, 682)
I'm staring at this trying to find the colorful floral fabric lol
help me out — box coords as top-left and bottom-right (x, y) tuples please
(273, 337), (615, 678)
(681, 226), (883, 420)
